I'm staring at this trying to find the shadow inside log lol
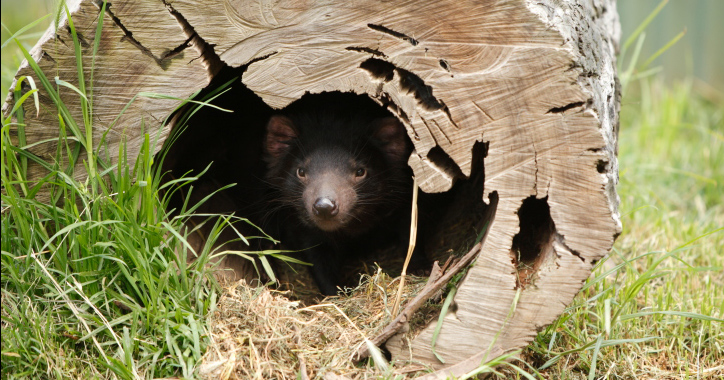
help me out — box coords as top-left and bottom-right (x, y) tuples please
(159, 64), (273, 286)
(158, 66), (496, 303)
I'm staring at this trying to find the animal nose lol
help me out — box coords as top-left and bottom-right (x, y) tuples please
(313, 198), (338, 218)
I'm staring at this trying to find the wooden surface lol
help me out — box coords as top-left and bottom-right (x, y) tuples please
(2, 0), (209, 187)
(3, 0), (621, 376)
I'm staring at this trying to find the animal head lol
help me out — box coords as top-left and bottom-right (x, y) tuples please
(264, 111), (410, 233)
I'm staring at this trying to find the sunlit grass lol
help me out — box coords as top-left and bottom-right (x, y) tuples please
(0, 2), (252, 378)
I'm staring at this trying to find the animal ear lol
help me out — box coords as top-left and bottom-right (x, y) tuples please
(265, 115), (297, 158)
(372, 117), (410, 164)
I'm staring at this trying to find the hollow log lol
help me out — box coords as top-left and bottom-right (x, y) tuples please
(3, 0), (622, 376)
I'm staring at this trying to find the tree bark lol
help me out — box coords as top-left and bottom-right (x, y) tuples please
(3, 0), (621, 376)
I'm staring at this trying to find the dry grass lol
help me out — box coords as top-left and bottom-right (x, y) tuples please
(199, 271), (434, 380)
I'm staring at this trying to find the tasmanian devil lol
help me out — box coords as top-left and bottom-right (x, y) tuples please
(262, 92), (415, 295)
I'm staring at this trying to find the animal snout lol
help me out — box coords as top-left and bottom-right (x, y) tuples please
(313, 197), (339, 218)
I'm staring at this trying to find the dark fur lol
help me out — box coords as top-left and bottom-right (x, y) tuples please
(263, 92), (414, 295)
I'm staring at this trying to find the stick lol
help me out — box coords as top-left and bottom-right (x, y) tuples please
(352, 241), (483, 362)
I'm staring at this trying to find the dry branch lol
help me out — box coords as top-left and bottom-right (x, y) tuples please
(353, 241), (483, 362)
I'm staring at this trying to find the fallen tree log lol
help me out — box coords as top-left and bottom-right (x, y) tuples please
(3, 0), (621, 376)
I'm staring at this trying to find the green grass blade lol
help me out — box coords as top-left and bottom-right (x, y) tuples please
(431, 285), (457, 364)
(641, 29), (687, 69)
(54, 77), (89, 102)
(620, 311), (724, 323)
(0, 13), (50, 49)
(622, 0), (668, 52)
(587, 335), (603, 380)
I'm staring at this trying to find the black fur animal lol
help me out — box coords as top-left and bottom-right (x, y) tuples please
(263, 92), (414, 295)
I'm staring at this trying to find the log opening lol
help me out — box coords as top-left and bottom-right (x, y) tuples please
(160, 64), (498, 301)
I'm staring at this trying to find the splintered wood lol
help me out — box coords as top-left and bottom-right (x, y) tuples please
(3, 0), (621, 377)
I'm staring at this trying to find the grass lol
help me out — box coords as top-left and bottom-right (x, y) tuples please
(2, 0), (723, 379)
(1, 3), (246, 378)
(1, 127), (221, 379)
(0, 0), (55, 97)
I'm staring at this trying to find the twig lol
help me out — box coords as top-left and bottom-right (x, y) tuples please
(352, 241), (483, 362)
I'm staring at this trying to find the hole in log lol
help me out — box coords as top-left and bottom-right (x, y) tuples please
(396, 67), (444, 111)
(345, 46), (388, 58)
(360, 58), (395, 82)
(547, 101), (585, 114)
(510, 196), (556, 289)
(160, 68), (493, 304)
(366, 23), (419, 46)
(425, 145), (465, 181)
(426, 140), (489, 264)
(360, 58), (444, 112)
(596, 159), (608, 173)
(439, 59), (450, 72)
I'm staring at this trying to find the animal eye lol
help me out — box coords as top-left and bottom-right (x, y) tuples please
(355, 168), (366, 177)
(297, 168), (306, 178)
